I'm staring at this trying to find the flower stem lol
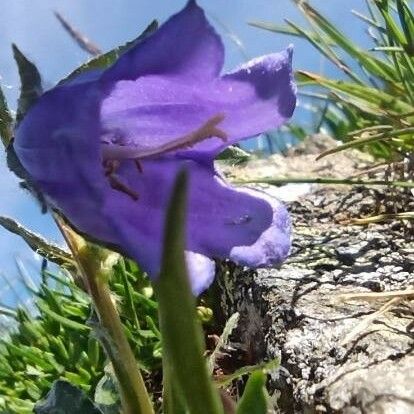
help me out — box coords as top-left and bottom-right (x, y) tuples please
(58, 218), (154, 414)
(234, 176), (414, 188)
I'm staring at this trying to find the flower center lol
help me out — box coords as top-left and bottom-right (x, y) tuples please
(102, 114), (228, 200)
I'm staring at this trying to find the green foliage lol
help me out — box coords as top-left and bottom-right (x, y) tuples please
(236, 371), (268, 414)
(0, 260), (160, 413)
(251, 0), (414, 161)
(215, 359), (280, 389)
(216, 146), (251, 165)
(155, 170), (223, 414)
(93, 368), (121, 414)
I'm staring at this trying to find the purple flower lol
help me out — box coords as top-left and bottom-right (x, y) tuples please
(14, 1), (296, 294)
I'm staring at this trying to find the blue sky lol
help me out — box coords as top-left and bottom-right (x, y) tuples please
(0, 0), (368, 307)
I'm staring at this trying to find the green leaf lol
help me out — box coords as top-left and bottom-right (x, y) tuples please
(154, 170), (223, 414)
(286, 19), (358, 81)
(36, 300), (91, 332)
(297, 70), (413, 113)
(233, 176), (414, 188)
(316, 125), (414, 159)
(208, 313), (239, 374)
(5, 343), (58, 372)
(0, 85), (13, 147)
(0, 304), (16, 318)
(236, 371), (268, 414)
(61, 20), (158, 84)
(251, 0), (414, 162)
(34, 380), (103, 414)
(118, 259), (141, 331)
(248, 20), (334, 44)
(0, 216), (75, 268)
(162, 363), (188, 414)
(12, 44), (43, 124)
(94, 368), (121, 414)
(298, 2), (397, 82)
(216, 146), (250, 165)
(214, 358), (280, 388)
(250, 18), (359, 81)
(396, 0), (414, 49)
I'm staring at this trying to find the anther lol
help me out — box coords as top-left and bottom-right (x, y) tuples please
(134, 159), (143, 173)
(107, 174), (139, 201)
(103, 159), (140, 201)
(103, 159), (120, 176)
(191, 113), (228, 144)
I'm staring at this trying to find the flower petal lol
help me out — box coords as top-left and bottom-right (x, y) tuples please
(14, 82), (112, 241)
(229, 188), (291, 267)
(185, 251), (216, 295)
(14, 80), (287, 295)
(103, 0), (224, 82)
(100, 48), (295, 160)
(194, 48), (296, 156)
(102, 158), (274, 276)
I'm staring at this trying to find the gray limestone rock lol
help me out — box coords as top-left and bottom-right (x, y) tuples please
(216, 185), (414, 413)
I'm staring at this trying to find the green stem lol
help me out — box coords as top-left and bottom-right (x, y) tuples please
(60, 220), (154, 414)
(119, 259), (141, 331)
(316, 126), (414, 159)
(86, 272), (153, 414)
(233, 177), (414, 188)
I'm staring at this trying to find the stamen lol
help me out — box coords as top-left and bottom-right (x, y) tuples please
(103, 159), (139, 201)
(103, 159), (120, 176)
(101, 113), (228, 161)
(142, 113), (228, 157)
(134, 159), (143, 173)
(107, 174), (139, 201)
(101, 114), (228, 200)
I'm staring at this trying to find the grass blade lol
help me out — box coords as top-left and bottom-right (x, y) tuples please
(236, 371), (268, 414)
(155, 170), (223, 414)
(54, 12), (102, 56)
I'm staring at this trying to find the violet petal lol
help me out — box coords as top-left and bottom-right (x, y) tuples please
(101, 49), (295, 160)
(229, 188), (291, 267)
(185, 252), (216, 296)
(100, 158), (275, 276)
(103, 0), (224, 82)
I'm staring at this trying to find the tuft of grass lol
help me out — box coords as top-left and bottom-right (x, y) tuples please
(0, 259), (160, 414)
(251, 0), (414, 164)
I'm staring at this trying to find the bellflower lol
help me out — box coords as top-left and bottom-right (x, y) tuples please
(14, 1), (296, 294)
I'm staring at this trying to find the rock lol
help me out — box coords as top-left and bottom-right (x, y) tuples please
(216, 185), (414, 413)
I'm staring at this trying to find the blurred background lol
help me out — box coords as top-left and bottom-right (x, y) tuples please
(0, 0), (369, 309)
